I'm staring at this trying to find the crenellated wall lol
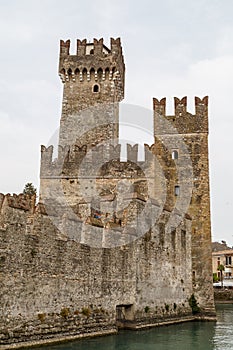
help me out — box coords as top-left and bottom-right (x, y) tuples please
(59, 38), (124, 90)
(0, 37), (215, 348)
(58, 38), (125, 150)
(153, 96), (208, 134)
(0, 191), (194, 347)
(40, 143), (154, 177)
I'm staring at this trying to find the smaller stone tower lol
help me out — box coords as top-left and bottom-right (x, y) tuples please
(153, 96), (215, 316)
(58, 38), (125, 148)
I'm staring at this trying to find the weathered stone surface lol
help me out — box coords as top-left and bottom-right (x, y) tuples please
(0, 37), (215, 348)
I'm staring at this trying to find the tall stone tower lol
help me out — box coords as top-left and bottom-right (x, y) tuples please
(58, 38), (125, 148)
(40, 38), (125, 220)
(153, 96), (215, 315)
(0, 38), (216, 348)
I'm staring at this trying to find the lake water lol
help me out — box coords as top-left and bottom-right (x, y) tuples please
(37, 304), (233, 350)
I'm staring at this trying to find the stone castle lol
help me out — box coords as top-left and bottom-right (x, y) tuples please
(0, 38), (216, 348)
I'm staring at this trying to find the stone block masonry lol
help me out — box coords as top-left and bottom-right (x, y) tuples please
(0, 37), (216, 348)
(0, 193), (195, 347)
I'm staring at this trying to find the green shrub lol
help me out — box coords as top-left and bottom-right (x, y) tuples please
(144, 306), (150, 313)
(213, 273), (219, 283)
(82, 307), (91, 317)
(188, 294), (200, 315)
(60, 308), (70, 318)
(38, 313), (46, 323)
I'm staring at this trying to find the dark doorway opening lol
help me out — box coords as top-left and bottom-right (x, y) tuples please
(116, 304), (134, 329)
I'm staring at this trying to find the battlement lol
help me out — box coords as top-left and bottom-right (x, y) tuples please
(40, 143), (154, 178)
(60, 37), (122, 57)
(153, 96), (209, 134)
(59, 37), (124, 83)
(153, 96), (208, 116)
(0, 193), (36, 213)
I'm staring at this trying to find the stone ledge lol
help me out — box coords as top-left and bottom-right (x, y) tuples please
(0, 328), (117, 350)
(121, 315), (216, 330)
(0, 315), (218, 349)
(123, 316), (196, 330)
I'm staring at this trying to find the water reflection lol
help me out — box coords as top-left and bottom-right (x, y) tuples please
(213, 304), (233, 350)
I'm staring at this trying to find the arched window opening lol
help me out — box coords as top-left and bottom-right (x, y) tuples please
(82, 68), (87, 80)
(97, 68), (103, 80)
(74, 68), (80, 75)
(105, 67), (110, 80)
(93, 84), (99, 93)
(90, 68), (95, 80)
(112, 67), (116, 74)
(175, 185), (180, 196)
(172, 150), (178, 160)
(60, 68), (65, 75)
(67, 68), (72, 76)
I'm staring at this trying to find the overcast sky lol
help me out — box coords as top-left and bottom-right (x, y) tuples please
(0, 0), (233, 245)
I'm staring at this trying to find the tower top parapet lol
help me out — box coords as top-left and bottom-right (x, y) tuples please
(60, 37), (122, 58)
(153, 96), (209, 135)
(59, 38), (124, 76)
(58, 37), (125, 103)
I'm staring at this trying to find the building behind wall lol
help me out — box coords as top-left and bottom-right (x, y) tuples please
(213, 249), (233, 279)
(0, 37), (216, 348)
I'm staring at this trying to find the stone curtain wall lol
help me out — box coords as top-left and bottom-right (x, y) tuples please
(0, 193), (193, 346)
(0, 35), (215, 347)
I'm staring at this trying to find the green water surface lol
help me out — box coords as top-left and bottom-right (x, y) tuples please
(35, 304), (233, 350)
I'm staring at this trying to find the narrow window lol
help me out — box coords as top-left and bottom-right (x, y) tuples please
(174, 185), (180, 196)
(159, 223), (165, 246)
(192, 271), (196, 283)
(171, 228), (176, 249)
(93, 84), (99, 93)
(181, 230), (186, 250)
(172, 150), (178, 160)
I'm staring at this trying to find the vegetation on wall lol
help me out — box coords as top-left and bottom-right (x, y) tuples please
(188, 294), (200, 315)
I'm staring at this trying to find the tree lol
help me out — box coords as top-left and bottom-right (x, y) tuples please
(23, 183), (37, 196)
(217, 264), (225, 288)
(213, 273), (219, 283)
